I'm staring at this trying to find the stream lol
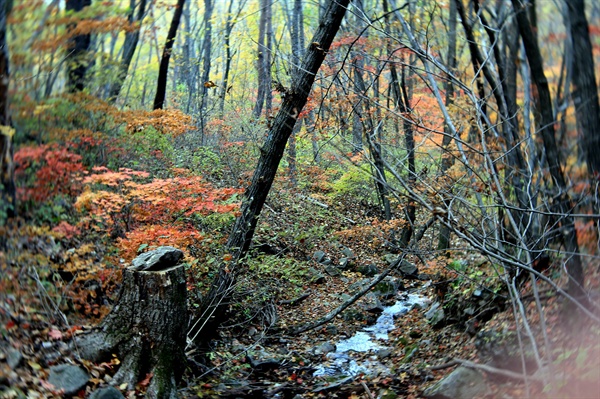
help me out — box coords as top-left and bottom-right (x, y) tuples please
(313, 293), (430, 378)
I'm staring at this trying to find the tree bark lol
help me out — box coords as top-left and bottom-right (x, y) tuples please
(108, 0), (147, 102)
(153, 0), (186, 110)
(511, 0), (585, 297)
(566, 0), (600, 184)
(0, 0), (14, 221)
(437, 0), (457, 251)
(65, 0), (92, 93)
(198, 0), (213, 144)
(253, 0), (273, 118)
(75, 247), (187, 399)
(192, 0), (350, 347)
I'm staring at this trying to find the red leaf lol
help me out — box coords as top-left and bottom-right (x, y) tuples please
(48, 329), (63, 340)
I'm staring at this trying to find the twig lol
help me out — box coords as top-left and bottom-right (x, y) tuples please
(360, 381), (374, 399)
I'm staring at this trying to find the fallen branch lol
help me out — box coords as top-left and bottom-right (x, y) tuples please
(278, 292), (310, 307)
(453, 358), (541, 381)
(286, 253), (407, 335)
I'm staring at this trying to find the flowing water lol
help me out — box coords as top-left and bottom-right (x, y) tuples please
(313, 293), (430, 377)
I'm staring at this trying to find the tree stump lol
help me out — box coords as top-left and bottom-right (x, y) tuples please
(74, 246), (188, 399)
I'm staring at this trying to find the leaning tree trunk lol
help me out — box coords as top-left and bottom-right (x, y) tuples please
(190, 0), (350, 347)
(75, 247), (187, 399)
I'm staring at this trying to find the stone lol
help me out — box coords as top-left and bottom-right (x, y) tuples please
(325, 265), (341, 276)
(341, 247), (355, 258)
(376, 349), (392, 359)
(338, 257), (351, 270)
(374, 279), (400, 299)
(357, 264), (379, 277)
(398, 260), (418, 277)
(48, 364), (89, 395)
(314, 342), (336, 355)
(309, 267), (326, 284)
(6, 348), (23, 369)
(423, 366), (490, 399)
(313, 250), (326, 263)
(425, 302), (446, 328)
(384, 254), (398, 265)
(361, 293), (384, 313)
(89, 386), (125, 399)
(130, 246), (183, 271)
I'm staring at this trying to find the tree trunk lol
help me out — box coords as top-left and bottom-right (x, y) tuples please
(0, 0), (14, 221)
(75, 247), (187, 399)
(437, 0), (457, 251)
(284, 0), (306, 187)
(108, 0), (147, 102)
(65, 0), (92, 93)
(253, 0), (273, 118)
(566, 0), (600, 184)
(219, 0), (239, 117)
(511, 0), (585, 298)
(192, 0), (350, 347)
(198, 0), (213, 144)
(153, 0), (186, 110)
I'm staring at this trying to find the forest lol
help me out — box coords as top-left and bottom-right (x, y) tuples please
(0, 0), (599, 397)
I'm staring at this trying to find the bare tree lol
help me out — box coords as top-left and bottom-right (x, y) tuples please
(566, 0), (600, 187)
(108, 0), (148, 102)
(253, 0), (273, 118)
(153, 0), (186, 110)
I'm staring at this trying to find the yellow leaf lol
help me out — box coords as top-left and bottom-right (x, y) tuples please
(28, 360), (42, 371)
(0, 125), (15, 138)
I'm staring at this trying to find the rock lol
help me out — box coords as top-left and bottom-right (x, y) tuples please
(376, 349), (392, 359)
(48, 364), (89, 395)
(423, 366), (490, 399)
(313, 250), (326, 263)
(342, 308), (365, 322)
(309, 267), (326, 284)
(361, 293), (384, 313)
(357, 264), (379, 277)
(341, 247), (355, 258)
(247, 351), (282, 372)
(338, 257), (351, 270)
(425, 302), (446, 328)
(314, 342), (336, 355)
(6, 348), (23, 369)
(130, 246), (183, 271)
(325, 325), (338, 335)
(384, 254), (398, 265)
(374, 278), (401, 299)
(325, 265), (341, 276)
(89, 386), (125, 399)
(398, 260), (418, 277)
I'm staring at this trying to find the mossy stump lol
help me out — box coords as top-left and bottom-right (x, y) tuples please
(74, 247), (187, 399)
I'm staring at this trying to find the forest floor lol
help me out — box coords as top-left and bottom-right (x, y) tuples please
(1, 186), (600, 398)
